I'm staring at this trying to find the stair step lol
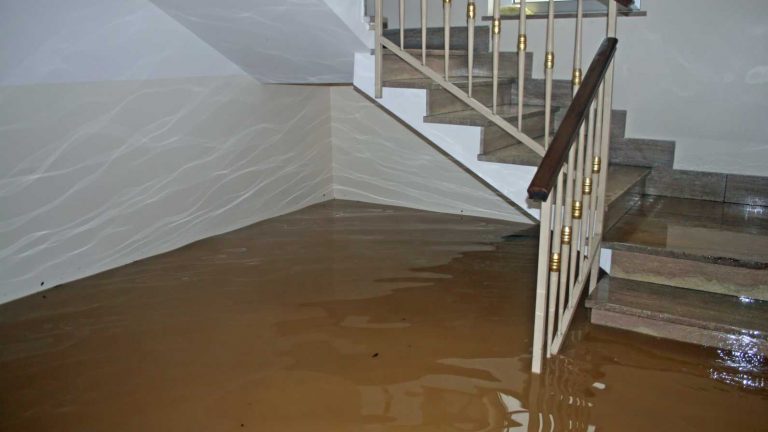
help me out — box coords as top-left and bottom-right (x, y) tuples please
(587, 277), (768, 355)
(602, 165), (651, 230)
(423, 104), (547, 127)
(478, 139), (544, 166)
(604, 196), (768, 267)
(384, 26), (490, 52)
(384, 48), (471, 55)
(604, 165), (650, 206)
(604, 196), (768, 300)
(383, 76), (516, 90)
(383, 50), (529, 81)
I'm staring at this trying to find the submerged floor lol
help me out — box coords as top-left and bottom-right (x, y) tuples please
(0, 200), (766, 431)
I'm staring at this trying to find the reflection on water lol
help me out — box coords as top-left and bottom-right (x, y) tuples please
(710, 332), (767, 391)
(0, 201), (766, 431)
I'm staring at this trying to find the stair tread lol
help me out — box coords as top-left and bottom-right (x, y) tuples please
(477, 146), (649, 207)
(383, 26), (489, 52)
(587, 276), (768, 336)
(604, 165), (651, 207)
(383, 76), (516, 90)
(478, 139), (544, 166)
(383, 49), (523, 56)
(603, 196), (768, 269)
(384, 49), (470, 55)
(424, 104), (548, 126)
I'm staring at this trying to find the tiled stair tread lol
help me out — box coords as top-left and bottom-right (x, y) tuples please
(603, 196), (768, 269)
(478, 140), (543, 166)
(424, 104), (549, 126)
(383, 49), (469, 55)
(604, 165), (651, 206)
(587, 277), (768, 336)
(625, 195), (768, 231)
(383, 26), (489, 34)
(384, 49), (525, 57)
(383, 76), (516, 90)
(383, 26), (490, 52)
(475, 149), (648, 208)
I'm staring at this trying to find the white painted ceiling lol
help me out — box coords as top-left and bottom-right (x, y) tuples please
(149, 0), (369, 83)
(0, 0), (245, 86)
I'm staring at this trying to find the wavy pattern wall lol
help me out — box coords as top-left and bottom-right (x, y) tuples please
(0, 79), (333, 303)
(0, 0), (530, 305)
(331, 87), (531, 223)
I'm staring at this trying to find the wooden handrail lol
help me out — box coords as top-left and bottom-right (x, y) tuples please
(527, 37), (618, 201)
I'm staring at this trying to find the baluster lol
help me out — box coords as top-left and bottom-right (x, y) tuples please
(547, 181), (562, 357)
(421, 0), (427, 65)
(532, 195), (553, 374)
(444, 0), (452, 79)
(375, 0), (383, 98)
(467, 1), (476, 97)
(557, 162), (572, 342)
(589, 83), (605, 252)
(544, 0), (558, 355)
(543, 0), (555, 142)
(589, 0), (618, 294)
(517, 0), (527, 129)
(568, 0), (585, 295)
(491, 0), (500, 113)
(583, 98), (598, 268)
(571, 121), (587, 285)
(399, 0), (405, 49)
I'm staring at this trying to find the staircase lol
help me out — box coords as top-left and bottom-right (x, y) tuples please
(589, 195), (768, 355)
(359, 0), (768, 372)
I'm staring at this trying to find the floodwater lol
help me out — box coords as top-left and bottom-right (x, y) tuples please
(0, 200), (765, 431)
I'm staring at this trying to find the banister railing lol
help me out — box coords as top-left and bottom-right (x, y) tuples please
(527, 37), (618, 201)
(374, 0), (546, 156)
(372, 0), (622, 374)
(527, 1), (620, 374)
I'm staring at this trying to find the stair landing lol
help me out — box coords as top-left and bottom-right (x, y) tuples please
(604, 195), (768, 268)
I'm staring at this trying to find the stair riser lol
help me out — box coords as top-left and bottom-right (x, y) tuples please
(611, 250), (768, 301)
(481, 115), (547, 153)
(509, 79), (574, 107)
(591, 309), (768, 355)
(383, 53), (527, 81)
(426, 77), (581, 117)
(384, 27), (490, 52)
(427, 83), (515, 115)
(603, 191), (642, 233)
(473, 108), (631, 167)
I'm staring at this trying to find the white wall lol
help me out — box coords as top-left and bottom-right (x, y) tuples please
(323, 0), (375, 49)
(331, 87), (530, 222)
(0, 0), (334, 303)
(614, 0), (767, 176)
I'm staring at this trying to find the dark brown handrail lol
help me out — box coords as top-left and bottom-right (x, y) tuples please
(527, 37), (618, 202)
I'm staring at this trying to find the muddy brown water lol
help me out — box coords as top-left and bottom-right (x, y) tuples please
(1, 201), (766, 431)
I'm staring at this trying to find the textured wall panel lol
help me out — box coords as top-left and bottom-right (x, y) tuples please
(354, 53), (539, 220)
(0, 79), (332, 303)
(331, 87), (531, 223)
